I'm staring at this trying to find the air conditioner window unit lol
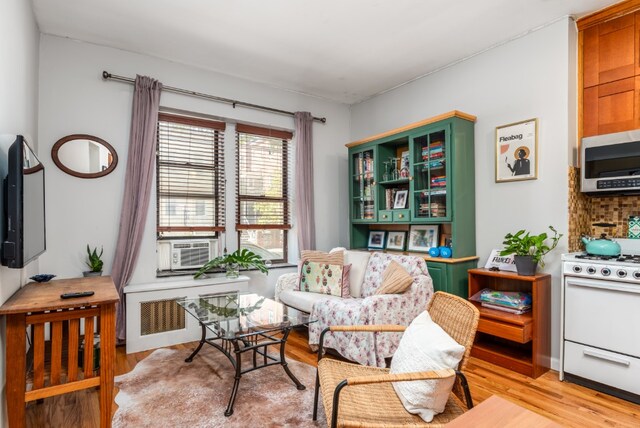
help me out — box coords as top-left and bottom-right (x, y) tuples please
(157, 239), (218, 271)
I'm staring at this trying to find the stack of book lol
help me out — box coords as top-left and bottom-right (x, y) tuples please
(431, 175), (446, 188)
(424, 142), (444, 160)
(430, 202), (446, 217)
(477, 289), (532, 315)
(355, 151), (374, 180)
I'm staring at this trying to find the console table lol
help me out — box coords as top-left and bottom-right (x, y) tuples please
(0, 276), (119, 428)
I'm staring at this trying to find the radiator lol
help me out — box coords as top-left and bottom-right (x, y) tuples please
(124, 276), (250, 354)
(140, 298), (185, 335)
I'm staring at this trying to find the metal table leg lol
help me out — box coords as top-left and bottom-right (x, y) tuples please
(279, 328), (305, 390)
(185, 323), (207, 363)
(224, 339), (243, 417)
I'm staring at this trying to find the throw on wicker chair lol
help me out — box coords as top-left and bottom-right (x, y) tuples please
(313, 291), (480, 428)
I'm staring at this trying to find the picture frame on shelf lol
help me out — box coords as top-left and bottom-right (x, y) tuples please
(368, 231), (386, 249)
(495, 118), (538, 182)
(408, 225), (439, 253)
(393, 190), (408, 209)
(386, 231), (406, 251)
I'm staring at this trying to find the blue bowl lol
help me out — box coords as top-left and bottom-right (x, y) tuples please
(439, 247), (452, 258)
(428, 247), (440, 257)
(30, 274), (56, 283)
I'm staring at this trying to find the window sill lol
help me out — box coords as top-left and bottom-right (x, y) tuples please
(156, 262), (296, 278)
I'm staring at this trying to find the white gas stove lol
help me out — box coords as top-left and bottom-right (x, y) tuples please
(560, 238), (640, 404)
(562, 252), (640, 282)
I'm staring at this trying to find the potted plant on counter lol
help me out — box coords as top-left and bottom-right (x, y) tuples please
(83, 245), (104, 277)
(500, 226), (562, 276)
(194, 248), (269, 279)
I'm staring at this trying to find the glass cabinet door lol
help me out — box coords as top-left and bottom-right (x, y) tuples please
(411, 128), (450, 221)
(351, 148), (376, 222)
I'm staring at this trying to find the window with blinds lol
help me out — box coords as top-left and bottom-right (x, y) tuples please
(236, 124), (293, 262)
(157, 113), (226, 238)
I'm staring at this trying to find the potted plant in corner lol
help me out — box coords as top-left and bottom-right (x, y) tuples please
(83, 245), (104, 277)
(194, 248), (269, 279)
(500, 226), (562, 276)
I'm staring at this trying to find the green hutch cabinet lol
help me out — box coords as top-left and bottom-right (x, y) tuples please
(347, 111), (478, 297)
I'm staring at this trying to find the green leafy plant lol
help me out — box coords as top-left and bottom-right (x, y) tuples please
(86, 245), (104, 272)
(499, 226), (562, 267)
(194, 248), (268, 279)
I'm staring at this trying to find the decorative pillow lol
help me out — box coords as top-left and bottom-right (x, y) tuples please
(296, 261), (351, 297)
(390, 311), (465, 422)
(376, 261), (413, 295)
(299, 261), (344, 297)
(331, 248), (371, 298)
(301, 249), (344, 266)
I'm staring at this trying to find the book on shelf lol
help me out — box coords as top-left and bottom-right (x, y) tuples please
(481, 302), (531, 315)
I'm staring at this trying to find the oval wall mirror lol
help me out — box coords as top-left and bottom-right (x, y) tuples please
(51, 134), (118, 179)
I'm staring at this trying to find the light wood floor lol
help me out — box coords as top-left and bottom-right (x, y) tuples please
(25, 329), (640, 427)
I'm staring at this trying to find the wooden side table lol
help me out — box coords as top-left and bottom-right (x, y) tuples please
(445, 395), (561, 427)
(0, 276), (119, 428)
(467, 268), (551, 378)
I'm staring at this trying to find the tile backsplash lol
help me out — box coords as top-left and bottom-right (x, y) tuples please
(568, 166), (640, 251)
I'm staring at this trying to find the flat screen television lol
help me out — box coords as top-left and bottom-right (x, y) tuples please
(0, 135), (46, 268)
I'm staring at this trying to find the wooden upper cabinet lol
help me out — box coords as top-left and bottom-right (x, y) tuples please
(583, 76), (640, 137)
(583, 13), (636, 88)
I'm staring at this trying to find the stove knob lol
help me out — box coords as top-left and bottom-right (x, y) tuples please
(572, 265), (582, 273)
(634, 271), (640, 280)
(617, 269), (627, 278)
(601, 268), (611, 276)
(586, 266), (596, 274)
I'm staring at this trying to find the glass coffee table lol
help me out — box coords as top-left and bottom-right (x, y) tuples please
(177, 292), (315, 416)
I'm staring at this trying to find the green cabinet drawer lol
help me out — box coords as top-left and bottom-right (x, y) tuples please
(392, 209), (410, 222)
(379, 210), (393, 222)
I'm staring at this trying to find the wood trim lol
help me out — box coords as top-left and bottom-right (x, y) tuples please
(51, 134), (119, 179)
(158, 112), (225, 130)
(346, 110), (477, 148)
(24, 378), (101, 402)
(236, 123), (293, 140)
(235, 224), (292, 230)
(157, 226), (225, 232)
(578, 29), (585, 158)
(26, 307), (100, 324)
(577, 0), (640, 30)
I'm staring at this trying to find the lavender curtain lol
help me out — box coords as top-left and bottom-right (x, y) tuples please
(112, 75), (162, 342)
(294, 112), (316, 252)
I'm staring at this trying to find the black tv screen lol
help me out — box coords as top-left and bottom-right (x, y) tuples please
(0, 135), (46, 268)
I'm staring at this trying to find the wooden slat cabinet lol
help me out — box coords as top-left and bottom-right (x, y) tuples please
(467, 268), (551, 378)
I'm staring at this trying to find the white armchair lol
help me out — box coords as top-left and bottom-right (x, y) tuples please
(275, 251), (434, 367)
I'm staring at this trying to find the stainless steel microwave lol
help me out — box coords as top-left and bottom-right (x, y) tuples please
(581, 130), (640, 195)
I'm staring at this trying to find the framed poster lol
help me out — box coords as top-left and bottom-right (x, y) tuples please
(495, 118), (538, 182)
(368, 230), (386, 249)
(408, 225), (439, 253)
(386, 231), (406, 251)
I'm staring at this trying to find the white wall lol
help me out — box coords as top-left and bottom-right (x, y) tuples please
(0, 0), (40, 424)
(350, 18), (576, 368)
(37, 35), (350, 294)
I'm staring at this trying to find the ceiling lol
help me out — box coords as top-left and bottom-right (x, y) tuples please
(32, 0), (620, 104)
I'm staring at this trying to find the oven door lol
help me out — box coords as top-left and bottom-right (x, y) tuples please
(564, 276), (640, 358)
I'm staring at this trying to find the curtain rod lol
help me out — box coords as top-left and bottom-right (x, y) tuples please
(102, 71), (327, 124)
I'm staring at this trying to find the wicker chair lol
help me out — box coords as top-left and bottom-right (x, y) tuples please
(312, 291), (480, 428)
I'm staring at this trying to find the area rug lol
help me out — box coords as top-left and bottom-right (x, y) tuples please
(113, 347), (327, 427)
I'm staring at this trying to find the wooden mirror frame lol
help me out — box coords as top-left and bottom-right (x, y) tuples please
(51, 134), (118, 179)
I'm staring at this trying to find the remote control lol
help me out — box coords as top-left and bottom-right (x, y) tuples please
(60, 291), (95, 299)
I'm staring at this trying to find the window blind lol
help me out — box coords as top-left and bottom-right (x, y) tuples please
(236, 124), (293, 261)
(157, 113), (226, 236)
